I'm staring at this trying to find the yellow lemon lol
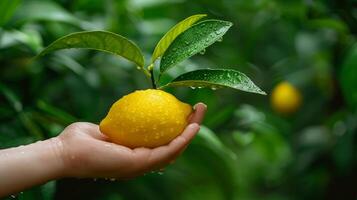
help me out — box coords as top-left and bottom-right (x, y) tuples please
(271, 82), (302, 114)
(99, 89), (192, 148)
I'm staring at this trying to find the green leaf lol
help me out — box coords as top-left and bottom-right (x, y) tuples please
(36, 31), (145, 68)
(0, 83), (22, 112)
(13, 1), (81, 27)
(13, 1), (96, 29)
(151, 14), (207, 63)
(0, 0), (21, 26)
(308, 18), (348, 33)
(0, 29), (43, 53)
(41, 181), (57, 200)
(195, 125), (225, 148)
(160, 20), (232, 74)
(340, 44), (357, 111)
(160, 69), (266, 95)
(37, 100), (77, 124)
(18, 112), (43, 139)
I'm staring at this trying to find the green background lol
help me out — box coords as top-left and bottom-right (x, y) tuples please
(1, 0), (357, 199)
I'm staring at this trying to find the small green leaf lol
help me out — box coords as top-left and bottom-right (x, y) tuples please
(160, 69), (266, 95)
(151, 14), (207, 63)
(160, 20), (232, 74)
(37, 31), (145, 68)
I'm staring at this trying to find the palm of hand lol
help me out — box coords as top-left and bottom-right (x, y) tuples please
(57, 103), (206, 179)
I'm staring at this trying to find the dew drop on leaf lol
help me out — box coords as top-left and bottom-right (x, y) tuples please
(199, 49), (206, 55)
(215, 29), (224, 35)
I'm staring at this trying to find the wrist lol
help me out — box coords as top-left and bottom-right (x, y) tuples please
(0, 138), (69, 196)
(47, 137), (68, 178)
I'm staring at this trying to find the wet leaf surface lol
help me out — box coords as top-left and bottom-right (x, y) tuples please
(160, 20), (232, 74)
(151, 14), (206, 63)
(160, 69), (266, 95)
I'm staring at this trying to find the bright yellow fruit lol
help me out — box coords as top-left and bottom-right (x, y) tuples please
(271, 81), (302, 114)
(99, 89), (192, 148)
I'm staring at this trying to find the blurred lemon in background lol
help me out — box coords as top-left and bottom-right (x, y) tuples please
(271, 82), (302, 114)
(100, 89), (192, 148)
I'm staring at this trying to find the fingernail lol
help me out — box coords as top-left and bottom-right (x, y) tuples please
(201, 103), (207, 108)
(193, 103), (207, 110)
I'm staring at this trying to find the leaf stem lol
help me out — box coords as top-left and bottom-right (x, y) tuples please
(141, 68), (151, 78)
(149, 65), (157, 89)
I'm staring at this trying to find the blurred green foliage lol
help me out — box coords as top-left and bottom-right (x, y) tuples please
(1, 0), (357, 199)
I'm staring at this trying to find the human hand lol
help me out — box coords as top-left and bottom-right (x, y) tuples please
(55, 103), (207, 179)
